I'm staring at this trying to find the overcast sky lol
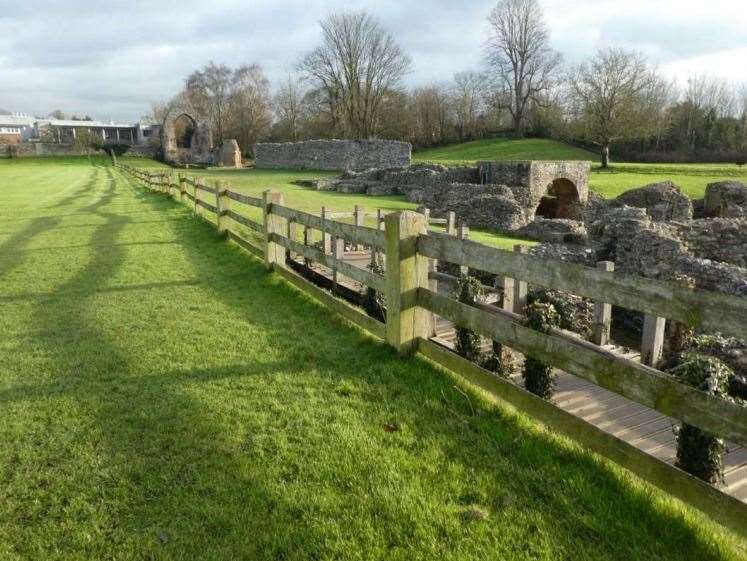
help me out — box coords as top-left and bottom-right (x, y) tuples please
(1, 0), (746, 122)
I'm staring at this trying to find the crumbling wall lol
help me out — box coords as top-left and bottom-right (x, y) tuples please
(478, 160), (590, 220)
(588, 206), (747, 296)
(674, 218), (747, 268)
(704, 181), (747, 217)
(254, 139), (412, 171)
(216, 139), (242, 168)
(162, 111), (213, 165)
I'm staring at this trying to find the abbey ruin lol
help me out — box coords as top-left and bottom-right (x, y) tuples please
(283, 142), (745, 302)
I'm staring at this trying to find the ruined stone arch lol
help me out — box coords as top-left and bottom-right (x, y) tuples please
(162, 107), (213, 165)
(535, 178), (582, 220)
(172, 113), (197, 149)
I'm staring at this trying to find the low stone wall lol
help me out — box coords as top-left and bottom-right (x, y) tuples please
(3, 142), (156, 158)
(254, 139), (412, 171)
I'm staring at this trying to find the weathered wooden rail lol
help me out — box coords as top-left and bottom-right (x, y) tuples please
(116, 162), (747, 537)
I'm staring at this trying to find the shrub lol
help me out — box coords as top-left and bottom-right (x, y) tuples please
(480, 340), (515, 378)
(527, 288), (593, 338)
(362, 253), (386, 322)
(668, 354), (734, 483)
(523, 302), (560, 399)
(453, 275), (483, 362)
(105, 143), (131, 157)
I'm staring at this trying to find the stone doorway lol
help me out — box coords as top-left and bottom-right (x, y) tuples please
(535, 178), (581, 219)
(173, 114), (196, 149)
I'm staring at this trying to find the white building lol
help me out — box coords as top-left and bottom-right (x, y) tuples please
(0, 114), (37, 144)
(34, 119), (141, 144)
(0, 112), (161, 146)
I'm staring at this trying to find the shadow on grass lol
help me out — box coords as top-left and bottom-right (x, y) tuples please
(5, 162), (737, 560)
(164, 192), (731, 558)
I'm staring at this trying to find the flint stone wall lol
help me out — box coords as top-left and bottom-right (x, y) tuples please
(674, 218), (747, 268)
(613, 180), (693, 221)
(4, 142), (156, 158)
(478, 160), (590, 213)
(704, 181), (747, 218)
(588, 205), (747, 296)
(254, 139), (412, 171)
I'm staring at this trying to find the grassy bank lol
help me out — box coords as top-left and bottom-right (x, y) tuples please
(0, 157), (743, 559)
(414, 138), (747, 199)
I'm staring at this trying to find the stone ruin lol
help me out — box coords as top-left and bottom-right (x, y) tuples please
(161, 109), (244, 168)
(216, 139), (242, 168)
(300, 159), (746, 299)
(254, 139), (412, 171)
(305, 160), (590, 231)
(162, 111), (213, 166)
(533, 179), (747, 297)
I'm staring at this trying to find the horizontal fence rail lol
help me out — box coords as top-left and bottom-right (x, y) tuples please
(271, 204), (386, 250)
(115, 161), (746, 536)
(419, 288), (747, 446)
(419, 232), (746, 339)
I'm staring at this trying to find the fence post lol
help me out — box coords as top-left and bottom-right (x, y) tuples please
(385, 211), (430, 355)
(446, 211), (457, 236)
(641, 314), (666, 367)
(215, 180), (230, 234)
(592, 261), (615, 346)
(286, 220), (297, 261)
(333, 236), (345, 290)
(354, 205), (364, 250)
(512, 244), (529, 315)
(321, 207), (332, 254)
(303, 225), (311, 268)
(178, 174), (187, 203)
(458, 224), (469, 275)
(192, 179), (199, 215)
(371, 209), (385, 266)
(263, 191), (286, 270)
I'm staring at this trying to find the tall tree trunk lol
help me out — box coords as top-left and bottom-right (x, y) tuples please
(513, 112), (524, 138)
(600, 143), (610, 168)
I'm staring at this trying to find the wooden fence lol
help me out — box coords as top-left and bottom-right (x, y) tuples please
(116, 163), (747, 536)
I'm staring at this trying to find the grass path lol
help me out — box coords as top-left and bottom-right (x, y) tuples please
(0, 157), (744, 560)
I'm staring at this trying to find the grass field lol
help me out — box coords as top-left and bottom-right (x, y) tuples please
(0, 156), (744, 559)
(414, 138), (747, 199)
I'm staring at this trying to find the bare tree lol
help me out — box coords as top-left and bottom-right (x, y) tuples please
(185, 61), (233, 143)
(299, 11), (411, 139)
(225, 64), (272, 153)
(411, 85), (452, 146)
(485, 0), (561, 136)
(452, 71), (486, 141)
(569, 48), (669, 167)
(274, 76), (306, 142)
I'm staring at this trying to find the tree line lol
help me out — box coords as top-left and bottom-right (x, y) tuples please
(152, 0), (747, 166)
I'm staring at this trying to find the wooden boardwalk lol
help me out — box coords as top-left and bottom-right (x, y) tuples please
(293, 247), (747, 503)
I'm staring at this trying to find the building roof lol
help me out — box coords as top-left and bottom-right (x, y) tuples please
(37, 119), (136, 128)
(0, 115), (37, 127)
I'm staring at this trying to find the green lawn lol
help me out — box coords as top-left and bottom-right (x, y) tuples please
(414, 138), (747, 199)
(414, 137), (595, 162)
(1, 156), (744, 559)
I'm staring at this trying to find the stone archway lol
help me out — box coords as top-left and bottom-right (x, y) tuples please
(173, 114), (196, 149)
(535, 178), (581, 219)
(162, 109), (213, 165)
